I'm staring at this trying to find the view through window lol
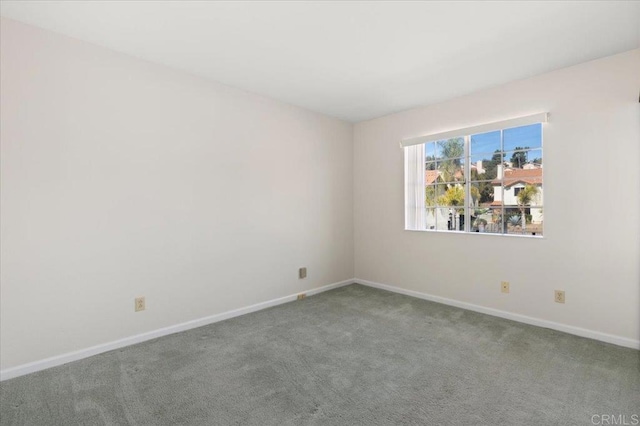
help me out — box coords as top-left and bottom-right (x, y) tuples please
(408, 122), (544, 236)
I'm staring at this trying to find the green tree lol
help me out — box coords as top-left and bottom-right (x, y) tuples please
(510, 147), (529, 168)
(438, 186), (464, 207)
(438, 138), (464, 161)
(471, 168), (494, 204)
(425, 185), (437, 207)
(437, 138), (464, 183)
(516, 184), (539, 232)
(481, 150), (502, 180)
(437, 186), (465, 230)
(426, 155), (437, 170)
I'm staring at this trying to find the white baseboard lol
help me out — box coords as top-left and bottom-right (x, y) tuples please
(4, 277), (635, 382)
(355, 278), (640, 350)
(0, 279), (355, 382)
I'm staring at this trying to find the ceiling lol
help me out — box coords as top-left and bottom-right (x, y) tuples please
(1, 1), (639, 122)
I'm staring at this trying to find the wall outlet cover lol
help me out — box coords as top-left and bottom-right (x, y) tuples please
(135, 297), (146, 312)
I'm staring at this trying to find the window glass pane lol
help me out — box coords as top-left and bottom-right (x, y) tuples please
(513, 185), (542, 212)
(425, 142), (438, 162)
(436, 184), (465, 207)
(436, 160), (464, 183)
(472, 207), (501, 234)
(503, 206), (543, 236)
(434, 207), (464, 231)
(425, 185), (437, 207)
(487, 207), (505, 234)
(425, 206), (437, 231)
(470, 151), (501, 180)
(453, 208), (466, 231)
(434, 184), (448, 204)
(435, 138), (464, 160)
(503, 123), (542, 152)
(530, 152), (543, 168)
(503, 148), (542, 170)
(471, 130), (500, 155)
(433, 207), (450, 231)
(528, 206), (544, 236)
(502, 170), (542, 207)
(504, 208), (525, 235)
(470, 181), (496, 208)
(425, 161), (437, 171)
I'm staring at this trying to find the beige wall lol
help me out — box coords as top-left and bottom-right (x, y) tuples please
(0, 18), (354, 370)
(354, 49), (640, 344)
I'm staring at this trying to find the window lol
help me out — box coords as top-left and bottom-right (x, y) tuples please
(403, 114), (546, 237)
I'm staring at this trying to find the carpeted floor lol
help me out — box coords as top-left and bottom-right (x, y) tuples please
(1, 284), (638, 425)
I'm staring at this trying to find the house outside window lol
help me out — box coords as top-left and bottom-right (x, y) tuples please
(403, 114), (546, 237)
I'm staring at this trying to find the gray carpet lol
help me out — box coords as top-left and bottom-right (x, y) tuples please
(1, 284), (638, 425)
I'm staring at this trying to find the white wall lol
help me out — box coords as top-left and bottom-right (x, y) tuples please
(354, 49), (640, 344)
(0, 18), (354, 370)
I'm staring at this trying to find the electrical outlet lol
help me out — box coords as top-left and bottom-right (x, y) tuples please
(135, 297), (145, 312)
(501, 281), (510, 293)
(299, 267), (307, 279)
(297, 293), (306, 301)
(554, 290), (565, 304)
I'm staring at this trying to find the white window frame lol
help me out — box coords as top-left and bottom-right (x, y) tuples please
(402, 113), (548, 237)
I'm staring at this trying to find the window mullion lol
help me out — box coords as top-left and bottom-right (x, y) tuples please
(464, 135), (471, 232)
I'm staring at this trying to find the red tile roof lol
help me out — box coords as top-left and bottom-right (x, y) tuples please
(425, 169), (463, 185)
(425, 170), (439, 185)
(492, 167), (542, 187)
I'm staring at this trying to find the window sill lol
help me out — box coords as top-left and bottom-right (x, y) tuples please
(404, 228), (544, 239)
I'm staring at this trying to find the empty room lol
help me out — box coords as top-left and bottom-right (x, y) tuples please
(1, 1), (639, 425)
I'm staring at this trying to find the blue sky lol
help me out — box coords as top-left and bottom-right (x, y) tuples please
(425, 123), (542, 163)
